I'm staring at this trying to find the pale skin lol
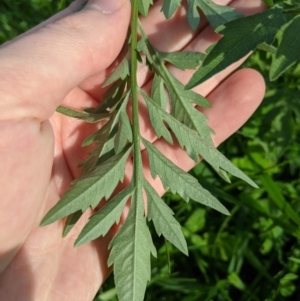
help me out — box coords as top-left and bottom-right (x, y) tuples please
(0, 0), (266, 300)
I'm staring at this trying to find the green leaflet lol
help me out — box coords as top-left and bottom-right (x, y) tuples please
(195, 0), (243, 30)
(94, 80), (127, 114)
(159, 66), (214, 143)
(186, 0), (242, 31)
(138, 0), (153, 17)
(137, 36), (153, 65)
(144, 180), (188, 255)
(151, 74), (167, 109)
(142, 138), (230, 215)
(75, 184), (134, 246)
(103, 58), (130, 87)
(39, 1), (279, 300)
(158, 51), (206, 70)
(186, 7), (288, 89)
(114, 110), (133, 154)
(56, 105), (111, 123)
(40, 146), (132, 226)
(62, 211), (83, 237)
(270, 15), (300, 80)
(80, 116), (118, 174)
(257, 42), (277, 54)
(137, 33), (213, 143)
(79, 92), (130, 172)
(82, 92), (130, 147)
(143, 95), (257, 188)
(186, 0), (200, 31)
(108, 186), (156, 301)
(161, 0), (182, 19)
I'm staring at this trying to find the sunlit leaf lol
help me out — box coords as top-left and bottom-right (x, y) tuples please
(161, 0), (182, 19)
(270, 15), (300, 80)
(186, 7), (287, 89)
(196, 0), (243, 29)
(108, 187), (156, 301)
(138, 0), (153, 17)
(144, 180), (188, 255)
(143, 138), (230, 215)
(40, 146), (132, 226)
(75, 185), (134, 246)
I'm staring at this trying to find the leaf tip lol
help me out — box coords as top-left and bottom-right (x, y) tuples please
(185, 78), (198, 90)
(74, 238), (83, 248)
(39, 218), (51, 228)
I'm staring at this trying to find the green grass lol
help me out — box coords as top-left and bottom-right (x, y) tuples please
(1, 1), (299, 300)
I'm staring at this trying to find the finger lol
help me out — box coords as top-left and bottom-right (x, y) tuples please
(0, 0), (131, 121)
(1, 0), (88, 44)
(141, 68), (266, 197)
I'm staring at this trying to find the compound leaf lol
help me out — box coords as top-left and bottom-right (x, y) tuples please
(75, 184), (134, 246)
(40, 146), (132, 226)
(144, 181), (188, 255)
(270, 15), (300, 80)
(94, 80), (127, 114)
(186, 0), (242, 31)
(186, 7), (288, 89)
(143, 138), (229, 215)
(162, 0), (182, 19)
(108, 187), (156, 301)
(62, 211), (83, 237)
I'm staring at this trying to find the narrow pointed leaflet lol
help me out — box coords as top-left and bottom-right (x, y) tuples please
(186, 7), (288, 89)
(144, 180), (188, 255)
(40, 146), (132, 226)
(143, 138), (230, 215)
(270, 15), (300, 80)
(186, 0), (243, 30)
(108, 187), (156, 301)
(75, 185), (134, 246)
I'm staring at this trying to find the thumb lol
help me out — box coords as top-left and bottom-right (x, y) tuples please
(0, 0), (131, 121)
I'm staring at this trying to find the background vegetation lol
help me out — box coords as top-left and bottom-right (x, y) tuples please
(1, 1), (299, 300)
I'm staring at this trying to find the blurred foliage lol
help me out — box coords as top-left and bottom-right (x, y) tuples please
(0, 0), (73, 43)
(1, 1), (299, 301)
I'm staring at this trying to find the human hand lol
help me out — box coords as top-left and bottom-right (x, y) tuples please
(0, 0), (265, 300)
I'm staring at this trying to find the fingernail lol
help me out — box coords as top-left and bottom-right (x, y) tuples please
(86, 0), (125, 14)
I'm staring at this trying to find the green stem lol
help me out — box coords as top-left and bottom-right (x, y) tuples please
(131, 0), (142, 186)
